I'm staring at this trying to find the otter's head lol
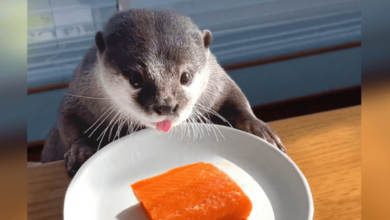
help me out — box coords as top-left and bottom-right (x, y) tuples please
(95, 9), (212, 132)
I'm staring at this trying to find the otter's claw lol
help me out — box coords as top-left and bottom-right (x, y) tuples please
(64, 143), (96, 177)
(244, 119), (286, 153)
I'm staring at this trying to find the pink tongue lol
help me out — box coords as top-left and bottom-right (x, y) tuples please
(156, 120), (171, 132)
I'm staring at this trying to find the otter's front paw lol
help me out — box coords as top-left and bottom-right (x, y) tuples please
(243, 119), (286, 153)
(64, 143), (96, 177)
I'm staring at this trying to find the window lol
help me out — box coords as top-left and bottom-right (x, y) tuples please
(28, 0), (117, 87)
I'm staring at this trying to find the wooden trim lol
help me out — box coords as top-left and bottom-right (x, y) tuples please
(253, 86), (361, 122)
(27, 140), (45, 148)
(223, 41), (361, 71)
(27, 41), (361, 95)
(27, 82), (69, 95)
(27, 162), (42, 168)
(27, 140), (45, 162)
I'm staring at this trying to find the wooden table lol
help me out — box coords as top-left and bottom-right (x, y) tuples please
(27, 106), (361, 220)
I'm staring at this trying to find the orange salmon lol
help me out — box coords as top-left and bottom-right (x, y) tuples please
(131, 162), (252, 220)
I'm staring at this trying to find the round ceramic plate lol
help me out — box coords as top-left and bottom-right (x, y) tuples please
(64, 124), (314, 220)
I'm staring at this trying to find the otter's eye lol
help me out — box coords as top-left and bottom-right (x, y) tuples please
(180, 72), (191, 85)
(129, 72), (144, 89)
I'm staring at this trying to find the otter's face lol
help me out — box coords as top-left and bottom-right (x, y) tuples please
(95, 10), (212, 132)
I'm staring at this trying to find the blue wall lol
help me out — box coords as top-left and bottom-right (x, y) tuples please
(229, 47), (361, 106)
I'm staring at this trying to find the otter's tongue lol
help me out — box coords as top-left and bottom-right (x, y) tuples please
(156, 120), (171, 132)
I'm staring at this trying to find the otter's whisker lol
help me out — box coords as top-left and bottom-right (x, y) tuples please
(199, 111), (221, 142)
(88, 104), (117, 138)
(196, 103), (232, 128)
(108, 111), (122, 141)
(192, 109), (206, 138)
(184, 121), (191, 140)
(64, 93), (112, 100)
(84, 105), (114, 135)
(126, 118), (131, 135)
(133, 139), (141, 158)
(193, 113), (204, 139)
(97, 116), (116, 151)
(196, 110), (212, 136)
(194, 105), (227, 141)
(196, 111), (216, 140)
(188, 116), (195, 140)
(114, 116), (125, 141)
(183, 122), (189, 140)
(117, 113), (127, 139)
(188, 116), (197, 141)
(97, 130), (106, 151)
(204, 115), (226, 140)
(195, 107), (215, 136)
(178, 122), (185, 140)
(193, 109), (209, 134)
(86, 104), (117, 137)
(193, 115), (204, 140)
(97, 109), (121, 142)
(193, 116), (201, 140)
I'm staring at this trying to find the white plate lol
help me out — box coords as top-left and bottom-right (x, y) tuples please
(64, 124), (314, 220)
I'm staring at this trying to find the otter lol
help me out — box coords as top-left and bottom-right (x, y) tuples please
(41, 9), (286, 176)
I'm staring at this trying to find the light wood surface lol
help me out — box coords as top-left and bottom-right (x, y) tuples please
(269, 106), (361, 220)
(28, 161), (71, 220)
(27, 106), (361, 220)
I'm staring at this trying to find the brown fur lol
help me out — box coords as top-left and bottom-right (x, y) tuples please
(41, 9), (285, 177)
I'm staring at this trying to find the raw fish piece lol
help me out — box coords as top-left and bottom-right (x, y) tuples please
(131, 162), (252, 220)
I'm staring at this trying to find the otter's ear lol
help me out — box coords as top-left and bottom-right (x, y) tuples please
(202, 30), (212, 49)
(95, 31), (105, 52)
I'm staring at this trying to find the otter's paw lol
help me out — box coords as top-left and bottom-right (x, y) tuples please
(244, 119), (286, 153)
(64, 144), (96, 177)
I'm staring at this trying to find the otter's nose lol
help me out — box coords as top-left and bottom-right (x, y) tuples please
(154, 104), (178, 115)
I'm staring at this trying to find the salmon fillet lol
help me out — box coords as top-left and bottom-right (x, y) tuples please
(131, 162), (252, 220)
